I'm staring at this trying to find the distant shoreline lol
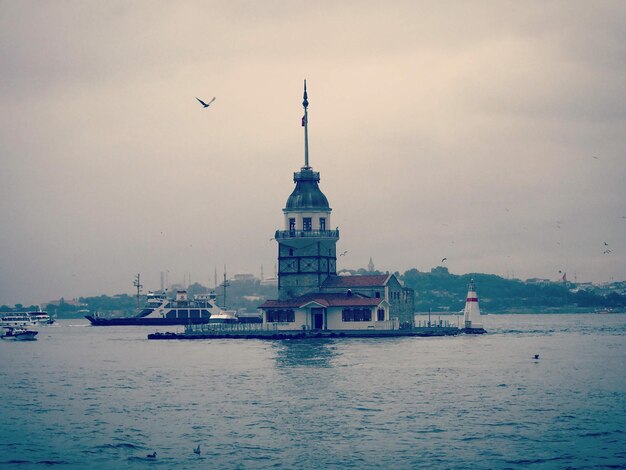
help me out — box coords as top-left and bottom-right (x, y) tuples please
(415, 308), (626, 315)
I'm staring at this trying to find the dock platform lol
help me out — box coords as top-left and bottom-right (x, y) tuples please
(148, 325), (462, 340)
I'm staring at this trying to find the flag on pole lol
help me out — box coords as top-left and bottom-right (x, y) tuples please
(302, 115), (306, 127)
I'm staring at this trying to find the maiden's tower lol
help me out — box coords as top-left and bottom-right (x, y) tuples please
(260, 82), (415, 331)
(275, 81), (339, 300)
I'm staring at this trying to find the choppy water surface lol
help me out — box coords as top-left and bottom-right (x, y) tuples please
(1, 314), (625, 469)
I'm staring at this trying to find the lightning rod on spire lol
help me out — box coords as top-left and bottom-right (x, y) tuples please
(303, 79), (309, 168)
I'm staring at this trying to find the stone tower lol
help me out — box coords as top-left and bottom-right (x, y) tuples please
(275, 81), (339, 300)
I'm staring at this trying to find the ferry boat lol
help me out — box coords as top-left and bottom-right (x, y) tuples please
(0, 309), (53, 327)
(0, 313), (36, 328)
(85, 290), (234, 326)
(28, 308), (54, 325)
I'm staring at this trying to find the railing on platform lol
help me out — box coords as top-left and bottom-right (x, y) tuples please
(185, 319), (403, 335)
(185, 322), (285, 335)
(414, 319), (454, 328)
(274, 229), (339, 239)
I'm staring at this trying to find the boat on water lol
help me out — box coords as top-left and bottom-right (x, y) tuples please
(27, 308), (54, 325)
(0, 309), (54, 328)
(1, 327), (39, 341)
(85, 290), (237, 326)
(204, 308), (239, 324)
(0, 313), (37, 328)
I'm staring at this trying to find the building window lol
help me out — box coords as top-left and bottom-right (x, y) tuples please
(342, 308), (372, 322)
(289, 248), (293, 256)
(303, 217), (312, 231)
(319, 217), (326, 231)
(289, 218), (296, 232)
(266, 309), (295, 322)
(377, 308), (385, 321)
(375, 291), (380, 298)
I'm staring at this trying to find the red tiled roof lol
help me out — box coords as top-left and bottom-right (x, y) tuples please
(321, 274), (391, 288)
(259, 292), (384, 309)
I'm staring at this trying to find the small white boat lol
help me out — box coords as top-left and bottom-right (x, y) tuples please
(1, 327), (39, 341)
(207, 309), (239, 324)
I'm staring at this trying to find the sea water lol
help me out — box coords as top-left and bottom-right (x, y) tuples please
(1, 314), (625, 469)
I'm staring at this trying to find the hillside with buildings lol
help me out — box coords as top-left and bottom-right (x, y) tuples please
(1, 268), (624, 317)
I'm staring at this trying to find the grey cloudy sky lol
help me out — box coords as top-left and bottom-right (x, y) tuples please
(1, 1), (625, 305)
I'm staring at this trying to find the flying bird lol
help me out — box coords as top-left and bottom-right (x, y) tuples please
(604, 249), (612, 254)
(441, 258), (447, 263)
(196, 97), (216, 108)
(339, 251), (348, 256)
(604, 242), (609, 246)
(194, 445), (201, 455)
(533, 354), (540, 360)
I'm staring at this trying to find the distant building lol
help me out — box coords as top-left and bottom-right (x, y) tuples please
(259, 83), (414, 330)
(260, 277), (278, 288)
(45, 298), (87, 307)
(232, 273), (256, 282)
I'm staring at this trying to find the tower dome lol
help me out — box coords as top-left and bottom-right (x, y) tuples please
(285, 168), (330, 211)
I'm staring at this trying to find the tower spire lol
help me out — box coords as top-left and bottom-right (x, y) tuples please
(303, 79), (309, 168)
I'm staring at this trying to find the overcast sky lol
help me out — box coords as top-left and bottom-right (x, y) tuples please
(1, 1), (625, 305)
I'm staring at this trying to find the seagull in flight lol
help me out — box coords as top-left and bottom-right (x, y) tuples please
(339, 251), (348, 256)
(196, 97), (216, 108)
(441, 257), (447, 263)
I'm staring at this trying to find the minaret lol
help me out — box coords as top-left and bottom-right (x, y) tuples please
(275, 81), (340, 300)
(463, 279), (484, 331)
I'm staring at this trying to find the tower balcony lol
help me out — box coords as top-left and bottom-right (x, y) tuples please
(293, 169), (320, 182)
(275, 229), (339, 240)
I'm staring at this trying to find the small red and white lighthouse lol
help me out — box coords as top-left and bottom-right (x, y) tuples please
(463, 279), (484, 332)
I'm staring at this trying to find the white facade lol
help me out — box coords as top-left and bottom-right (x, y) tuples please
(263, 299), (391, 331)
(283, 210), (332, 232)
